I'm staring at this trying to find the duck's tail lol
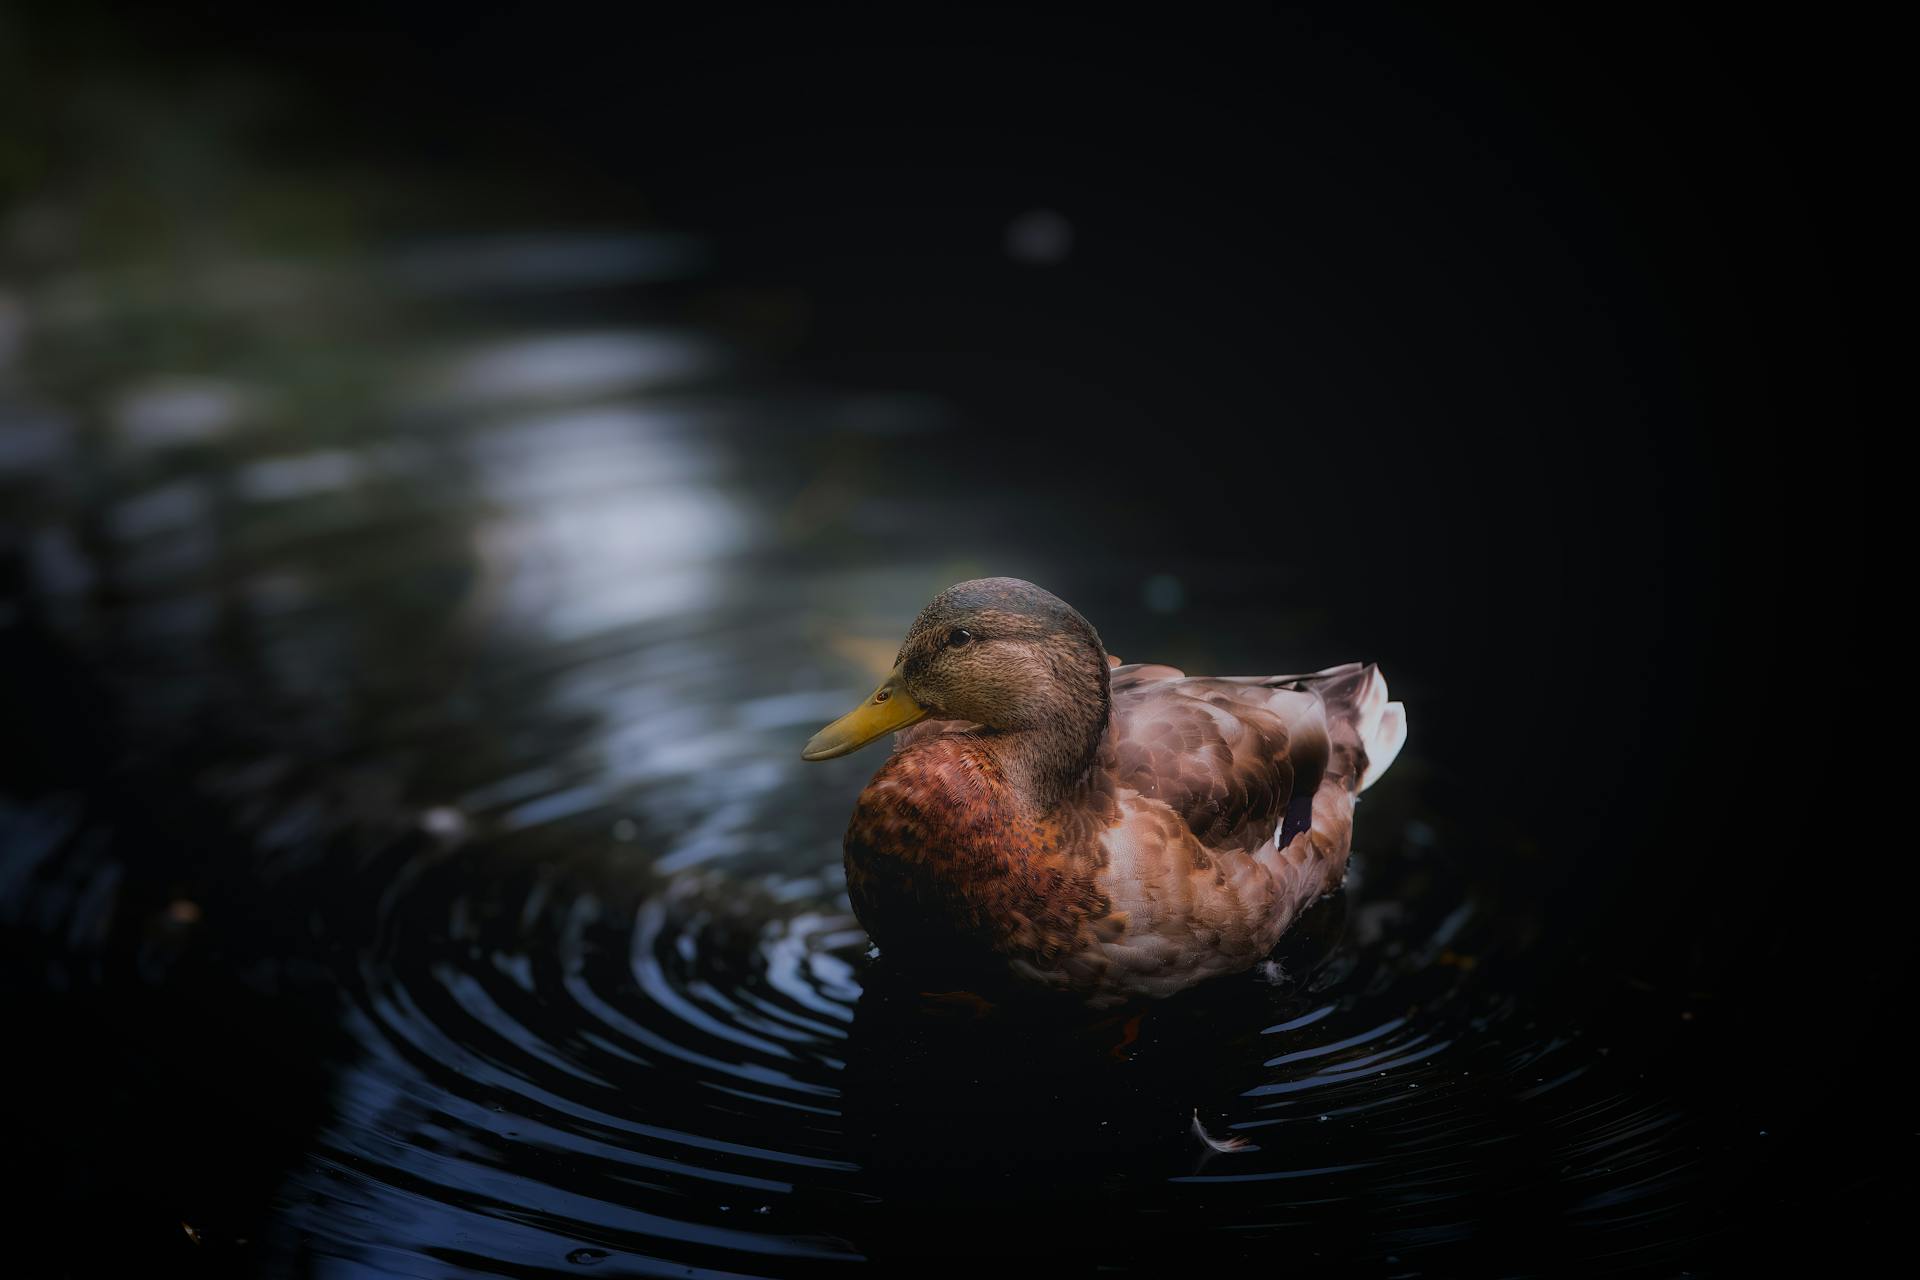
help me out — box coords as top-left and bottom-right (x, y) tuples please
(1276, 662), (1407, 793)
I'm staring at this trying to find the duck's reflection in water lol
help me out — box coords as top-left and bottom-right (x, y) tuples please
(838, 893), (1357, 1267)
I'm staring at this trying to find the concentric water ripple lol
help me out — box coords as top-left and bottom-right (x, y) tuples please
(284, 852), (873, 1275)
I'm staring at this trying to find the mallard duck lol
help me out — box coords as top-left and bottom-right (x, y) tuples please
(803, 577), (1406, 1007)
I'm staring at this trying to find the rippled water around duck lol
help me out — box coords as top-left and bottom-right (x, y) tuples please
(3, 219), (1739, 1276)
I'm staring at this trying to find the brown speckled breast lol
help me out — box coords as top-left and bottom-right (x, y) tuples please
(842, 734), (1120, 983)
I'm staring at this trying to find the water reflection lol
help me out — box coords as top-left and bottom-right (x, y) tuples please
(467, 403), (747, 641)
(3, 201), (1723, 1276)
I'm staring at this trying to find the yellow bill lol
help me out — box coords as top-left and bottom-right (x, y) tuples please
(801, 671), (927, 760)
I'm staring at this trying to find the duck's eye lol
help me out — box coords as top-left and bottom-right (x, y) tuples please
(946, 627), (973, 648)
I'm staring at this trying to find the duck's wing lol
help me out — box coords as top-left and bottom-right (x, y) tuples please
(1071, 676), (1334, 1001)
(1207, 663), (1406, 793)
(1105, 673), (1333, 857)
(1074, 666), (1405, 1001)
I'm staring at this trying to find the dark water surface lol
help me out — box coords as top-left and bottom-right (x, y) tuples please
(0, 217), (1798, 1274)
(1, 9), (1889, 1277)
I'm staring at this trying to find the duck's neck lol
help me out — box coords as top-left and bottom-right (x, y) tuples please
(984, 662), (1112, 812)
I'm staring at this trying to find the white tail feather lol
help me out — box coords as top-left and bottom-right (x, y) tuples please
(1353, 667), (1406, 793)
(1277, 662), (1408, 794)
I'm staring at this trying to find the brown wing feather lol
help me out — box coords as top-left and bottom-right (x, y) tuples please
(1107, 672), (1332, 856)
(1079, 669), (1358, 1001)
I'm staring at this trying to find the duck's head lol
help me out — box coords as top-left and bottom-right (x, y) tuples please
(802, 577), (1111, 762)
